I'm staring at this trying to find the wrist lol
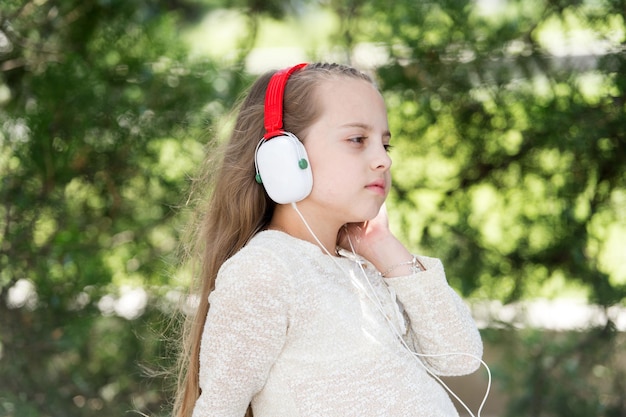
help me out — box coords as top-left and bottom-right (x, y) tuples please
(362, 235), (424, 277)
(362, 234), (408, 269)
(379, 255), (427, 278)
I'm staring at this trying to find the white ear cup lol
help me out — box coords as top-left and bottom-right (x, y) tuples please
(255, 132), (313, 204)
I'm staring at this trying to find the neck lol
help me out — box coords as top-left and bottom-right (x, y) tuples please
(269, 203), (340, 256)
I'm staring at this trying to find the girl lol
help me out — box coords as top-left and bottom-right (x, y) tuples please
(173, 62), (483, 417)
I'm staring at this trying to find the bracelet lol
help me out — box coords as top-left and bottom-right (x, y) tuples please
(380, 255), (426, 277)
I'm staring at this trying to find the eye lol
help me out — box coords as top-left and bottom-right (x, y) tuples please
(383, 143), (393, 152)
(349, 136), (366, 144)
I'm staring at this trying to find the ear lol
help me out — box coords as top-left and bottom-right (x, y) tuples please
(255, 132), (313, 204)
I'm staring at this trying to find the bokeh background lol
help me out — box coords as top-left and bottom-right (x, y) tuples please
(1, 0), (625, 416)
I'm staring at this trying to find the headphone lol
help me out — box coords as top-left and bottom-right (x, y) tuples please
(254, 63), (313, 204)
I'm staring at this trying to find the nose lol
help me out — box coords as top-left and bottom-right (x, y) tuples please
(372, 143), (392, 170)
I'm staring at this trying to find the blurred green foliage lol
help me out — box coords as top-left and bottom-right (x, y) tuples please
(1, 0), (625, 416)
(484, 323), (626, 416)
(355, 0), (626, 305)
(0, 0), (247, 415)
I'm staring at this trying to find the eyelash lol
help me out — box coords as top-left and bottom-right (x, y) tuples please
(349, 137), (393, 152)
(349, 136), (366, 144)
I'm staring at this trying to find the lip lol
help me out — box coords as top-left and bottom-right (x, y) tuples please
(365, 179), (387, 195)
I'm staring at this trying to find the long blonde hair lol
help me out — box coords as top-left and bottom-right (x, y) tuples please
(173, 63), (373, 417)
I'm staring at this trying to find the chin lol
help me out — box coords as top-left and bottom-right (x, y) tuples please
(354, 208), (382, 223)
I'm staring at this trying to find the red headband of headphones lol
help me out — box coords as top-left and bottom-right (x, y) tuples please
(263, 63), (308, 140)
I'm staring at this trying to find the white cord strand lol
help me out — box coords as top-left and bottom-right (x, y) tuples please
(345, 232), (492, 417)
(290, 202), (491, 417)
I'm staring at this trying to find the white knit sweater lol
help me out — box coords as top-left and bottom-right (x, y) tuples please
(193, 230), (483, 417)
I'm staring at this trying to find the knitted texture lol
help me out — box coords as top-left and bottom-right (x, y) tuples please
(193, 230), (483, 417)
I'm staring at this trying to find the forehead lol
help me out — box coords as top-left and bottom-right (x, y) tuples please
(315, 76), (379, 97)
(313, 77), (388, 122)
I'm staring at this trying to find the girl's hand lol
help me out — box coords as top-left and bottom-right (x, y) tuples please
(340, 204), (413, 275)
(341, 203), (392, 250)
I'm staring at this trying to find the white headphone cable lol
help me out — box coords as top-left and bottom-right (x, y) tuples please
(290, 202), (492, 416)
(344, 231), (492, 417)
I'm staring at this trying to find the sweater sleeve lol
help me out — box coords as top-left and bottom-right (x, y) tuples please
(192, 249), (292, 417)
(384, 256), (483, 377)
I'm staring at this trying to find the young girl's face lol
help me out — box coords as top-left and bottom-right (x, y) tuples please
(300, 77), (392, 226)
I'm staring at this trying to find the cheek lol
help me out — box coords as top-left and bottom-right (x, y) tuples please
(309, 157), (348, 196)
(311, 167), (342, 196)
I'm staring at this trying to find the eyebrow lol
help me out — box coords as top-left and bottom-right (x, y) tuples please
(340, 122), (392, 139)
